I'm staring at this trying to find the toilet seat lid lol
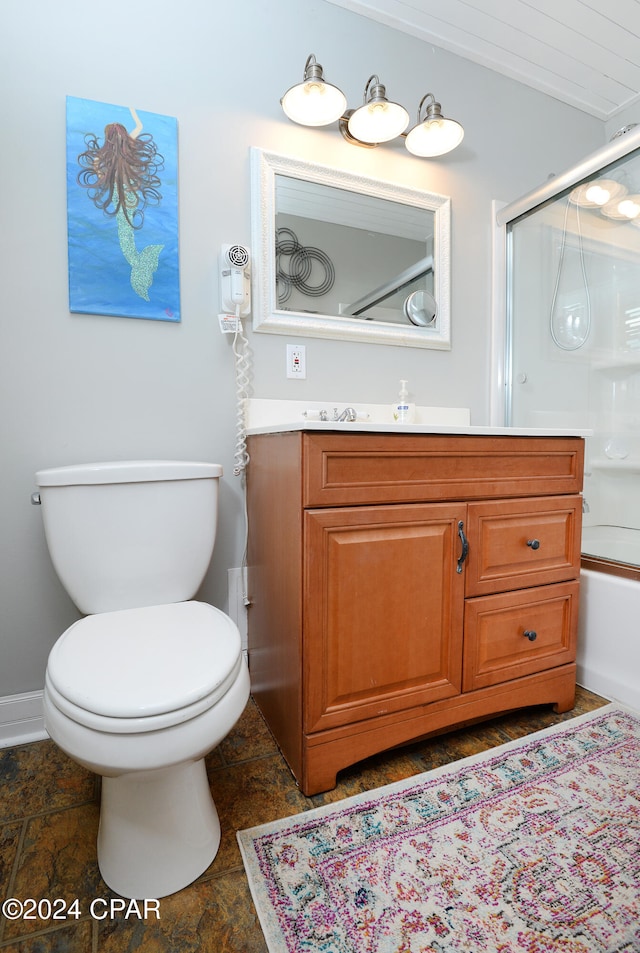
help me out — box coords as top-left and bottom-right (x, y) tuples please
(47, 601), (241, 719)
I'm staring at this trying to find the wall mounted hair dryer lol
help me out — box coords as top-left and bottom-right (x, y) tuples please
(219, 244), (251, 316)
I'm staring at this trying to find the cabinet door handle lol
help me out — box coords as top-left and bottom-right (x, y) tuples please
(526, 538), (540, 550)
(523, 629), (538, 642)
(456, 520), (469, 574)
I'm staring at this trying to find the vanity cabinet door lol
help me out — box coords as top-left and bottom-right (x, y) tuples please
(303, 503), (466, 734)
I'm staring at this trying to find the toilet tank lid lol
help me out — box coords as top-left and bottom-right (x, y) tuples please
(36, 460), (223, 486)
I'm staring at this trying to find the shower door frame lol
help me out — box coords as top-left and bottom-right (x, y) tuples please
(490, 124), (640, 428)
(491, 125), (640, 580)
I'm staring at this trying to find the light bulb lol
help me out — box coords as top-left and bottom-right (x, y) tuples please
(281, 55), (346, 127)
(405, 117), (464, 157)
(405, 93), (464, 157)
(585, 184), (610, 206)
(347, 76), (409, 144)
(281, 81), (346, 126)
(618, 198), (640, 219)
(348, 100), (409, 144)
(570, 178), (626, 208)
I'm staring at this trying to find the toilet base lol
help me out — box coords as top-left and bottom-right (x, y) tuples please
(98, 758), (220, 899)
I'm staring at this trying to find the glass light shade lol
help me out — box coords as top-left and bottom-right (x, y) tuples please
(617, 197), (640, 219)
(585, 184), (612, 205)
(405, 117), (464, 157)
(347, 100), (409, 144)
(601, 194), (640, 220)
(281, 80), (347, 127)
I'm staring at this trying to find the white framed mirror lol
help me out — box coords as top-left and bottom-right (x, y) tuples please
(250, 148), (451, 349)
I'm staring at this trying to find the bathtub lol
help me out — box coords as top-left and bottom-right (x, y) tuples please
(578, 527), (640, 710)
(582, 524), (640, 565)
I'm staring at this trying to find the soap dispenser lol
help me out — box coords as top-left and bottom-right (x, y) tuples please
(393, 380), (416, 423)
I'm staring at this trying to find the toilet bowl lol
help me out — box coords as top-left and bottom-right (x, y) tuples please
(35, 461), (251, 899)
(43, 602), (249, 899)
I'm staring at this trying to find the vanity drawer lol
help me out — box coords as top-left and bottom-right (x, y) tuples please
(463, 581), (579, 691)
(302, 433), (584, 507)
(465, 495), (582, 596)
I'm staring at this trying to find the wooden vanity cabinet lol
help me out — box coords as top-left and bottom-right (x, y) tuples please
(246, 431), (584, 795)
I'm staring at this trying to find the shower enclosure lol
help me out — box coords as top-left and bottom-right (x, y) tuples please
(496, 126), (640, 577)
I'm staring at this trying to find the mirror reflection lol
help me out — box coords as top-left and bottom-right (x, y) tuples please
(251, 149), (451, 348)
(275, 176), (435, 324)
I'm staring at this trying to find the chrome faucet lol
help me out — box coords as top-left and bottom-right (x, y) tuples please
(334, 407), (358, 422)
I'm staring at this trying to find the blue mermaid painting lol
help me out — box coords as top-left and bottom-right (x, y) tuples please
(66, 96), (180, 321)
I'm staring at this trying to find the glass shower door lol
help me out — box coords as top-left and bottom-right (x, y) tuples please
(506, 147), (640, 569)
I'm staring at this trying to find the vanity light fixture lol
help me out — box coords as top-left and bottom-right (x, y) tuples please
(346, 75), (409, 144)
(567, 178), (640, 226)
(569, 178), (626, 208)
(617, 196), (640, 219)
(568, 178), (640, 225)
(280, 54), (347, 127)
(586, 184), (614, 206)
(601, 193), (640, 220)
(405, 93), (465, 157)
(280, 54), (464, 157)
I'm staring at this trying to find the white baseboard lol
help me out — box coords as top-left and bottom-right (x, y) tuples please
(0, 690), (48, 748)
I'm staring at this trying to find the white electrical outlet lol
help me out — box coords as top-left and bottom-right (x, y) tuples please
(286, 344), (306, 379)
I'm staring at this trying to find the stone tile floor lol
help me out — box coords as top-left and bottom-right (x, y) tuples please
(0, 687), (608, 952)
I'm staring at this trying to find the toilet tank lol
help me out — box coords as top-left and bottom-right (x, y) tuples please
(35, 461), (222, 615)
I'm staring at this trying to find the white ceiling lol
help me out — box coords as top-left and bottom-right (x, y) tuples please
(324, 0), (640, 121)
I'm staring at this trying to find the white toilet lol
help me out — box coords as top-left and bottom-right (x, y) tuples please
(35, 460), (250, 900)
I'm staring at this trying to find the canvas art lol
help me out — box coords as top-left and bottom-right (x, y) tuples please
(66, 96), (180, 322)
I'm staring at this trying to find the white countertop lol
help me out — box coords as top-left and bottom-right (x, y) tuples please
(244, 399), (590, 438)
(246, 422), (589, 436)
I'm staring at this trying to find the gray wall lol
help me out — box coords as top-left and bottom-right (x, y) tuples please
(1, 0), (604, 699)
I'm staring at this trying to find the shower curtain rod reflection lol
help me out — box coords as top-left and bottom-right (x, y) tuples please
(341, 255), (433, 317)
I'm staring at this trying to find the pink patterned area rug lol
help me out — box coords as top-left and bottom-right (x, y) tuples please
(238, 705), (640, 952)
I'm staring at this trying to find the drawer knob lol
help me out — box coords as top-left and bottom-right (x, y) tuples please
(526, 538), (540, 550)
(523, 629), (538, 642)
